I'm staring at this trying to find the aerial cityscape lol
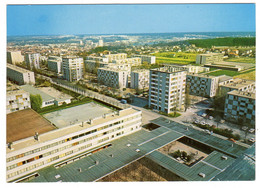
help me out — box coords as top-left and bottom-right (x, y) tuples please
(6, 4), (256, 183)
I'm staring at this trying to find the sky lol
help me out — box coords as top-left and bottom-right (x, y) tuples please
(7, 4), (256, 36)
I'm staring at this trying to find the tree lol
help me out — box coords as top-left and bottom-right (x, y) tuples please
(30, 94), (42, 111)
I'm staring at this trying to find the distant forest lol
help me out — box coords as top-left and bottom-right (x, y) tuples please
(187, 37), (256, 48)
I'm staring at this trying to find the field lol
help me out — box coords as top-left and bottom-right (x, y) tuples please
(234, 70), (255, 80)
(154, 52), (197, 65)
(226, 57), (255, 64)
(206, 68), (255, 79)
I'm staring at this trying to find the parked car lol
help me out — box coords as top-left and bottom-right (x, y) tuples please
(201, 113), (207, 118)
(220, 120), (225, 123)
(248, 138), (255, 143)
(201, 121), (206, 125)
(242, 126), (248, 131)
(248, 128), (255, 133)
(209, 116), (213, 120)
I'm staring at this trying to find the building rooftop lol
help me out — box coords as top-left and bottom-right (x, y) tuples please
(187, 72), (217, 79)
(7, 107), (139, 154)
(221, 78), (255, 89)
(7, 89), (28, 96)
(98, 67), (129, 72)
(37, 87), (72, 102)
(6, 109), (56, 143)
(131, 69), (150, 73)
(20, 85), (55, 102)
(217, 75), (233, 83)
(151, 66), (187, 74)
(7, 64), (33, 74)
(198, 53), (223, 57)
(227, 90), (255, 99)
(27, 117), (248, 182)
(43, 102), (114, 129)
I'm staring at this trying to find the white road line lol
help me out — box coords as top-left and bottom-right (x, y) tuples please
(138, 131), (170, 146)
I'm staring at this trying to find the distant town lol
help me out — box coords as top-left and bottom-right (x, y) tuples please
(6, 32), (255, 182)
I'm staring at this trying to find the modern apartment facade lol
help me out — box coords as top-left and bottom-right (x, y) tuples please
(47, 56), (62, 74)
(130, 69), (150, 90)
(112, 57), (142, 66)
(7, 64), (35, 85)
(133, 55), (156, 64)
(103, 53), (127, 63)
(186, 74), (222, 98)
(84, 56), (109, 73)
(6, 107), (142, 182)
(224, 90), (255, 126)
(149, 67), (187, 113)
(196, 53), (224, 65)
(62, 57), (84, 82)
(7, 51), (24, 65)
(25, 53), (41, 70)
(97, 67), (130, 89)
(6, 89), (31, 114)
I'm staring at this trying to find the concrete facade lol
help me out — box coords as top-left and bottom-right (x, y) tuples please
(112, 57), (142, 66)
(47, 56), (62, 74)
(130, 69), (150, 90)
(25, 53), (41, 70)
(7, 51), (24, 65)
(196, 53), (224, 65)
(220, 78), (255, 95)
(133, 55), (156, 64)
(62, 57), (84, 82)
(97, 67), (130, 89)
(103, 53), (127, 63)
(6, 107), (142, 182)
(6, 89), (31, 114)
(7, 64), (35, 85)
(149, 67), (187, 113)
(224, 90), (255, 126)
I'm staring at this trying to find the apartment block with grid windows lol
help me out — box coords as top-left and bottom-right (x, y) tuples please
(25, 53), (41, 70)
(47, 56), (62, 74)
(97, 67), (130, 89)
(130, 69), (150, 90)
(62, 56), (84, 82)
(7, 64), (35, 85)
(196, 53), (224, 65)
(133, 55), (156, 64)
(6, 107), (142, 182)
(6, 89), (31, 114)
(149, 67), (187, 114)
(224, 90), (255, 126)
(103, 53), (127, 63)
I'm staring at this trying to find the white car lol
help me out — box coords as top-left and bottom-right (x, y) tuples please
(248, 138), (255, 143)
(202, 113), (207, 117)
(195, 120), (199, 124)
(201, 121), (206, 125)
(209, 116), (213, 120)
(249, 128), (255, 133)
(242, 126), (248, 131)
(220, 120), (225, 123)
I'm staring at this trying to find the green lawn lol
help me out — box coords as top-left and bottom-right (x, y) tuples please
(225, 57), (255, 64)
(206, 68), (255, 77)
(154, 52), (198, 65)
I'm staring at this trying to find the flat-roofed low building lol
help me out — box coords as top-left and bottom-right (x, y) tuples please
(112, 57), (142, 66)
(97, 67), (130, 89)
(186, 73), (226, 98)
(47, 56), (62, 74)
(7, 51), (24, 65)
(196, 53), (224, 65)
(20, 85), (55, 108)
(149, 67), (187, 113)
(7, 64), (35, 85)
(131, 69), (150, 90)
(220, 78), (255, 95)
(133, 54), (156, 64)
(6, 103), (142, 182)
(6, 89), (31, 114)
(224, 90), (255, 126)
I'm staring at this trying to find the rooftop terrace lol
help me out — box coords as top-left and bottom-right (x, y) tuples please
(7, 64), (33, 74)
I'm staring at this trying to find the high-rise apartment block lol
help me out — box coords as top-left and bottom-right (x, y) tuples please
(7, 51), (24, 65)
(224, 90), (255, 126)
(130, 69), (150, 90)
(25, 53), (41, 70)
(97, 67), (130, 89)
(7, 64), (35, 85)
(47, 56), (62, 74)
(133, 55), (156, 64)
(84, 56), (109, 73)
(149, 67), (187, 113)
(6, 89), (31, 114)
(62, 57), (84, 82)
(196, 53), (224, 65)
(104, 53), (127, 63)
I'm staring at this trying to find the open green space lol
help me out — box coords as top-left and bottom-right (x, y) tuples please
(154, 52), (197, 65)
(226, 57), (255, 64)
(205, 68), (255, 78)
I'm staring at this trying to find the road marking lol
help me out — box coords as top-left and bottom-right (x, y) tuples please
(138, 131), (170, 146)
